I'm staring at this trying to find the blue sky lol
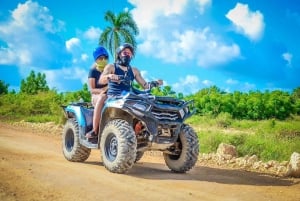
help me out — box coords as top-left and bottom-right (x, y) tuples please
(0, 0), (299, 95)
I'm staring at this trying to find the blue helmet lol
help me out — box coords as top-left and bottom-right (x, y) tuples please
(93, 46), (109, 61)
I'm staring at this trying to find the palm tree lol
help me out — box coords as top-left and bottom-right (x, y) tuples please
(99, 10), (139, 61)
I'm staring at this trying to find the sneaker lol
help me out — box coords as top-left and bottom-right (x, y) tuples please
(86, 130), (97, 138)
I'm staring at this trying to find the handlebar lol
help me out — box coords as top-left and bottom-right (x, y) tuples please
(111, 75), (162, 90)
(148, 81), (160, 88)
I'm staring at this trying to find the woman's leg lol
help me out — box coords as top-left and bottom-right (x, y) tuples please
(92, 94), (107, 134)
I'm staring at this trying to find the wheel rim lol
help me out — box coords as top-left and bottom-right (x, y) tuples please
(65, 128), (74, 152)
(105, 133), (118, 162)
(168, 140), (182, 160)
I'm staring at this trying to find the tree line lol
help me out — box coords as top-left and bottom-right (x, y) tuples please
(0, 71), (299, 122)
(187, 86), (300, 120)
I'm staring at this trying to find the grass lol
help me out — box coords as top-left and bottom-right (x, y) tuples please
(187, 114), (300, 162)
(0, 113), (64, 124)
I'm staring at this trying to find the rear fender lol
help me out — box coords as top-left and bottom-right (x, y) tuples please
(63, 105), (87, 127)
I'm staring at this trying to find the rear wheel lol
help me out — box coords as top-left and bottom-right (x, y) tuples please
(100, 119), (137, 173)
(62, 119), (91, 162)
(163, 124), (199, 173)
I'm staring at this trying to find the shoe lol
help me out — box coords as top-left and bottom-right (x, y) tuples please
(86, 130), (98, 138)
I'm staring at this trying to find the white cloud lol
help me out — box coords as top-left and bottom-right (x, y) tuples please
(226, 78), (239, 85)
(140, 70), (148, 79)
(62, 67), (88, 83)
(66, 37), (81, 51)
(83, 26), (102, 41)
(172, 75), (200, 94)
(81, 54), (89, 61)
(243, 82), (256, 91)
(129, 0), (188, 30)
(11, 0), (64, 33)
(139, 28), (240, 67)
(282, 52), (293, 66)
(0, 47), (14, 65)
(226, 3), (265, 41)
(0, 1), (93, 92)
(194, 0), (211, 14)
(44, 67), (88, 91)
(202, 79), (213, 86)
(130, 0), (240, 67)
(0, 0), (70, 69)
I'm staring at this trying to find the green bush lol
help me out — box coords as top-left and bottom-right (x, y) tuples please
(189, 114), (300, 161)
(215, 112), (232, 128)
(198, 131), (226, 153)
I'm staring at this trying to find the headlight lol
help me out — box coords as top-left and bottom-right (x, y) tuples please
(107, 99), (125, 107)
(179, 109), (185, 118)
(184, 106), (189, 114)
(133, 103), (149, 111)
(126, 100), (150, 111)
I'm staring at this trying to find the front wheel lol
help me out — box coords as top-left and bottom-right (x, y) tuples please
(135, 151), (144, 163)
(62, 119), (91, 162)
(100, 119), (137, 173)
(163, 124), (199, 173)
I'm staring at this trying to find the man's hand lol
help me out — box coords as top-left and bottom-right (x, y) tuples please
(149, 80), (163, 88)
(108, 74), (119, 82)
(156, 79), (163, 86)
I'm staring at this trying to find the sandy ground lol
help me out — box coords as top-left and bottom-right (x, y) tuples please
(0, 122), (299, 201)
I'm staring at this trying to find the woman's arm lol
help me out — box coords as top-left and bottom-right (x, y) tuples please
(88, 78), (106, 94)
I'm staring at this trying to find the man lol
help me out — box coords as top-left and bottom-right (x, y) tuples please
(99, 43), (163, 95)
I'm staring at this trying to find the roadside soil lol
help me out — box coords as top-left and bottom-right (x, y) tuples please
(0, 122), (299, 201)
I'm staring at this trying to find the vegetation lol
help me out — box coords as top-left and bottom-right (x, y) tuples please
(99, 10), (139, 60)
(187, 86), (300, 120)
(0, 72), (90, 123)
(20, 70), (49, 94)
(0, 80), (9, 95)
(186, 114), (300, 162)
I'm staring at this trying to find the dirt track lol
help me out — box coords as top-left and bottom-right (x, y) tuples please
(0, 122), (299, 201)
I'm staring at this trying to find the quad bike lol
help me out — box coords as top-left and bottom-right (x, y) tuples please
(62, 77), (199, 174)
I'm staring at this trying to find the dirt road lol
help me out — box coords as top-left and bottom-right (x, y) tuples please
(0, 123), (299, 201)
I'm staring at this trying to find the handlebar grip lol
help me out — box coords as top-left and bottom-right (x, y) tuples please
(118, 75), (125, 80)
(149, 81), (160, 88)
(107, 75), (124, 81)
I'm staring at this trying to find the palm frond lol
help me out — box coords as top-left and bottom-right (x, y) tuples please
(99, 10), (139, 60)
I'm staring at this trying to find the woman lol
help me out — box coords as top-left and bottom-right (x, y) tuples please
(86, 46), (109, 138)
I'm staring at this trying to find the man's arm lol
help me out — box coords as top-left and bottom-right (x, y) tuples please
(133, 67), (163, 89)
(132, 68), (149, 89)
(99, 64), (120, 84)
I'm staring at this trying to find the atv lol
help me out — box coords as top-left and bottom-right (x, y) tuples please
(62, 78), (199, 174)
